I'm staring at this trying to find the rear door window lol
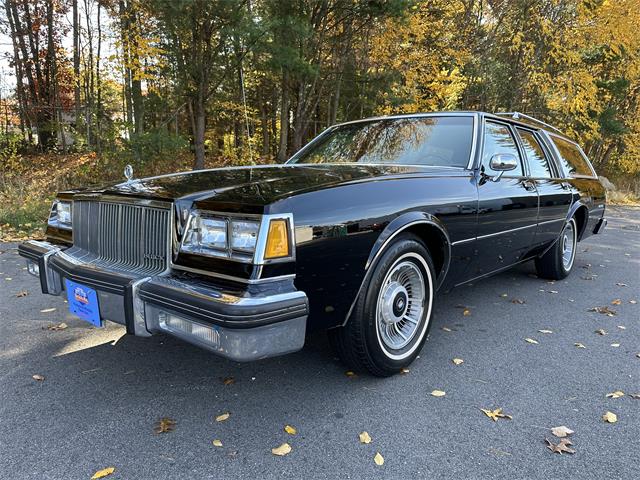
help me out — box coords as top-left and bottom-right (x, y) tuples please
(516, 129), (553, 178)
(550, 135), (594, 177)
(481, 122), (523, 176)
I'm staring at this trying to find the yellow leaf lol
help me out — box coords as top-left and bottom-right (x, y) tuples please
(431, 390), (446, 397)
(154, 417), (176, 434)
(47, 322), (68, 331)
(212, 439), (223, 447)
(602, 411), (617, 423)
(525, 338), (539, 344)
(271, 443), (292, 456)
(374, 452), (384, 466)
(345, 371), (357, 377)
(480, 408), (512, 421)
(91, 467), (115, 479)
(215, 413), (230, 422)
(606, 391), (624, 399)
(452, 358), (464, 365)
(32, 374), (44, 381)
(400, 368), (410, 374)
(611, 298), (622, 305)
(463, 308), (471, 316)
(359, 431), (372, 444)
(284, 425), (297, 435)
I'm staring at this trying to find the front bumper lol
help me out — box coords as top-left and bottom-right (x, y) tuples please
(18, 240), (308, 362)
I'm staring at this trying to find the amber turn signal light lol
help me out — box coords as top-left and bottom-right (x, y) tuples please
(264, 219), (290, 259)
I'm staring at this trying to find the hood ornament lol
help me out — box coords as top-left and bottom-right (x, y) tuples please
(124, 164), (134, 182)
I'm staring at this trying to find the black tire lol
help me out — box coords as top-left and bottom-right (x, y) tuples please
(329, 234), (436, 377)
(535, 217), (578, 280)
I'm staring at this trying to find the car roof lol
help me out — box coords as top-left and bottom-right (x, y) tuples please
(333, 111), (576, 144)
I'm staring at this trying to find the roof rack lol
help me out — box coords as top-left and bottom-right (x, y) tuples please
(494, 112), (564, 135)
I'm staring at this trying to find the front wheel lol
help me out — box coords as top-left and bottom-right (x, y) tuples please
(329, 234), (435, 377)
(535, 217), (577, 280)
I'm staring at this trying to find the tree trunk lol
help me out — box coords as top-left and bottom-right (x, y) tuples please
(276, 71), (290, 163)
(193, 94), (206, 170)
(96, 0), (102, 151)
(73, 0), (80, 129)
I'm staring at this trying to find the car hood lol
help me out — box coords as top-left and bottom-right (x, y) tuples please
(67, 164), (460, 212)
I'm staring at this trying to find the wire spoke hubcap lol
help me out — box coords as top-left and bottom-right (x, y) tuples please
(562, 221), (576, 270)
(376, 260), (426, 350)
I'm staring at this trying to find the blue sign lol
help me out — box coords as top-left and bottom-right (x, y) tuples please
(65, 279), (102, 327)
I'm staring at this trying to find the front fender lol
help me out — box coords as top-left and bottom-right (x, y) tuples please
(342, 211), (451, 326)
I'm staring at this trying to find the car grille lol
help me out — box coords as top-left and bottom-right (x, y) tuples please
(65, 200), (171, 276)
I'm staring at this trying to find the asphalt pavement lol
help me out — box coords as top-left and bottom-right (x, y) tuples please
(0, 206), (638, 479)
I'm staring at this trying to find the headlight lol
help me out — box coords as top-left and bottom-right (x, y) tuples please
(48, 200), (72, 230)
(181, 212), (260, 258)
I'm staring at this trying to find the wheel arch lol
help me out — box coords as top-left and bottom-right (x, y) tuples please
(567, 201), (589, 241)
(341, 211), (451, 326)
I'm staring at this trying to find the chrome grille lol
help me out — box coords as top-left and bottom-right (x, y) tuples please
(66, 200), (170, 276)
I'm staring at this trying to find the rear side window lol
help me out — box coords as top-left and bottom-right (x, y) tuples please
(481, 122), (523, 176)
(516, 129), (552, 178)
(550, 136), (594, 177)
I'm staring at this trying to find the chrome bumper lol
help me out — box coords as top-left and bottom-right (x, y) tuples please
(18, 240), (308, 362)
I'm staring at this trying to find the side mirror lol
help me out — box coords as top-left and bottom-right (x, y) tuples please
(488, 153), (518, 182)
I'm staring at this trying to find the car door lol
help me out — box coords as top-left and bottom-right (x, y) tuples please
(470, 120), (539, 278)
(514, 127), (572, 247)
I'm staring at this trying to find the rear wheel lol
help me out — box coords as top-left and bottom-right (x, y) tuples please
(535, 217), (577, 280)
(329, 234), (435, 377)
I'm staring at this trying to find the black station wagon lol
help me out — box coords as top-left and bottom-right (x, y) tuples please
(19, 111), (607, 376)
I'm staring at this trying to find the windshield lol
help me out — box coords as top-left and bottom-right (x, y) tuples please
(289, 116), (473, 167)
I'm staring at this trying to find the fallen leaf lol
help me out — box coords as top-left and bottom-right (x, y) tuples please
(630, 300), (638, 304)
(271, 443), (292, 456)
(602, 411), (617, 423)
(538, 329), (553, 334)
(500, 293), (508, 298)
(616, 282), (627, 287)
(374, 452), (384, 466)
(284, 425), (297, 435)
(154, 417), (176, 434)
(345, 371), (356, 377)
(91, 467), (115, 479)
(595, 329), (607, 336)
(452, 358), (464, 365)
(359, 431), (372, 444)
(40, 308), (56, 313)
(548, 290), (559, 294)
(511, 298), (525, 304)
(32, 374), (44, 381)
(545, 438), (575, 454)
(222, 376), (235, 385)
(215, 413), (230, 422)
(611, 343), (620, 348)
(630, 393), (640, 399)
(617, 325), (626, 330)
(611, 298), (622, 305)
(551, 426), (574, 438)
(400, 367), (410, 374)
(4, 277), (12, 281)
(589, 306), (616, 316)
(442, 326), (452, 332)
(637, 353), (640, 359)
(431, 390), (446, 397)
(463, 308), (471, 316)
(480, 408), (512, 421)
(606, 391), (624, 399)
(574, 343), (586, 348)
(525, 338), (539, 344)
(16, 290), (28, 297)
(47, 322), (68, 331)
(212, 439), (223, 447)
